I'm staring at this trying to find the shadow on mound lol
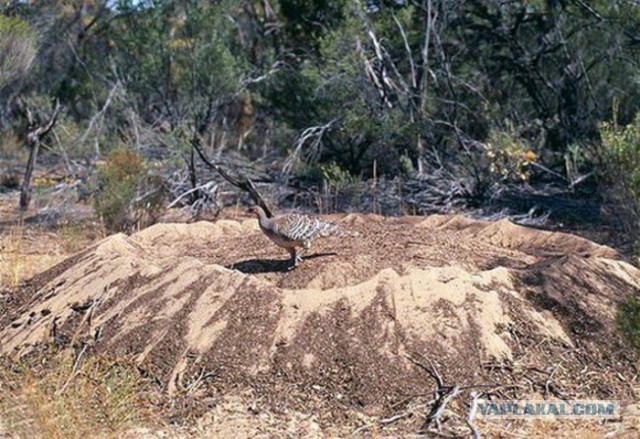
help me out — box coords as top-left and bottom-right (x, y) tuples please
(226, 252), (338, 274)
(1, 215), (638, 436)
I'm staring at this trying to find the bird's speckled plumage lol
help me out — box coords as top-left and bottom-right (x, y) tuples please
(250, 206), (356, 268)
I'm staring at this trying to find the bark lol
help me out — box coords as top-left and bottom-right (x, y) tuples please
(19, 100), (61, 211)
(19, 141), (40, 210)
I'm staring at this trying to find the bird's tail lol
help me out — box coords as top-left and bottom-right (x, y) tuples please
(315, 219), (360, 238)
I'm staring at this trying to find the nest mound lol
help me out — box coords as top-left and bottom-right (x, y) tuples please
(1, 214), (638, 429)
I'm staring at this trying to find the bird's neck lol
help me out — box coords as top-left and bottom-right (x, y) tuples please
(256, 208), (270, 227)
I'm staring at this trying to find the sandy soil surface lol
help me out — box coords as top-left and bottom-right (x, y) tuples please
(1, 211), (639, 436)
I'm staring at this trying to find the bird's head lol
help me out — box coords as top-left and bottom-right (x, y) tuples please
(247, 205), (262, 218)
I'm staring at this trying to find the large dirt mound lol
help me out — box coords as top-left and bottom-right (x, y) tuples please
(1, 214), (639, 426)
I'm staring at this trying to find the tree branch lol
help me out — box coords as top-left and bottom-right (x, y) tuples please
(190, 139), (273, 217)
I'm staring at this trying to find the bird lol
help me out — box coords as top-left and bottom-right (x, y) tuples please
(248, 205), (357, 268)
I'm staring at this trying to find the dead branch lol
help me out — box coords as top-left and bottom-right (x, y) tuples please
(25, 100), (61, 144)
(56, 342), (88, 396)
(406, 353), (445, 389)
(467, 391), (481, 439)
(419, 0), (435, 114)
(283, 118), (338, 175)
(191, 139), (273, 217)
(422, 385), (460, 432)
(241, 60), (284, 87)
(355, 36), (393, 109)
(543, 364), (568, 400)
(77, 80), (121, 160)
(392, 13), (417, 90)
(352, 399), (436, 435)
(406, 353), (461, 432)
(367, 29), (399, 95)
(19, 99), (62, 210)
(168, 181), (217, 208)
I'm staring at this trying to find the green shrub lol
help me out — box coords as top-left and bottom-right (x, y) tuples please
(94, 148), (147, 232)
(599, 116), (640, 242)
(483, 128), (537, 182)
(617, 294), (640, 352)
(296, 161), (358, 191)
(319, 162), (358, 192)
(0, 15), (37, 90)
(398, 154), (416, 177)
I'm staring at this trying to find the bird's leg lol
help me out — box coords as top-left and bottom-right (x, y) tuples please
(287, 247), (299, 269)
(297, 241), (312, 265)
(301, 240), (312, 261)
(286, 241), (311, 270)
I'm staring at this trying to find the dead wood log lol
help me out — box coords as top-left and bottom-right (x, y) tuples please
(19, 99), (61, 211)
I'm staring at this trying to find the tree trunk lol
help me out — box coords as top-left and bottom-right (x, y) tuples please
(17, 100), (61, 211)
(19, 141), (40, 210)
(188, 143), (199, 204)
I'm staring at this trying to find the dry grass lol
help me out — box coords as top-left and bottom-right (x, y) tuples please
(0, 185), (637, 438)
(0, 133), (26, 159)
(478, 417), (640, 438)
(0, 222), (96, 289)
(0, 189), (103, 289)
(0, 350), (163, 438)
(0, 223), (26, 288)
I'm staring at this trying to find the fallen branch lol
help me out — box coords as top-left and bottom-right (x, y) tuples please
(191, 140), (273, 217)
(422, 385), (460, 432)
(406, 353), (444, 389)
(168, 181), (217, 208)
(406, 353), (460, 432)
(467, 391), (481, 439)
(351, 400), (435, 435)
(56, 342), (88, 396)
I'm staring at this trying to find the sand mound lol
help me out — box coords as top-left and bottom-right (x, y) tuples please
(1, 214), (638, 425)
